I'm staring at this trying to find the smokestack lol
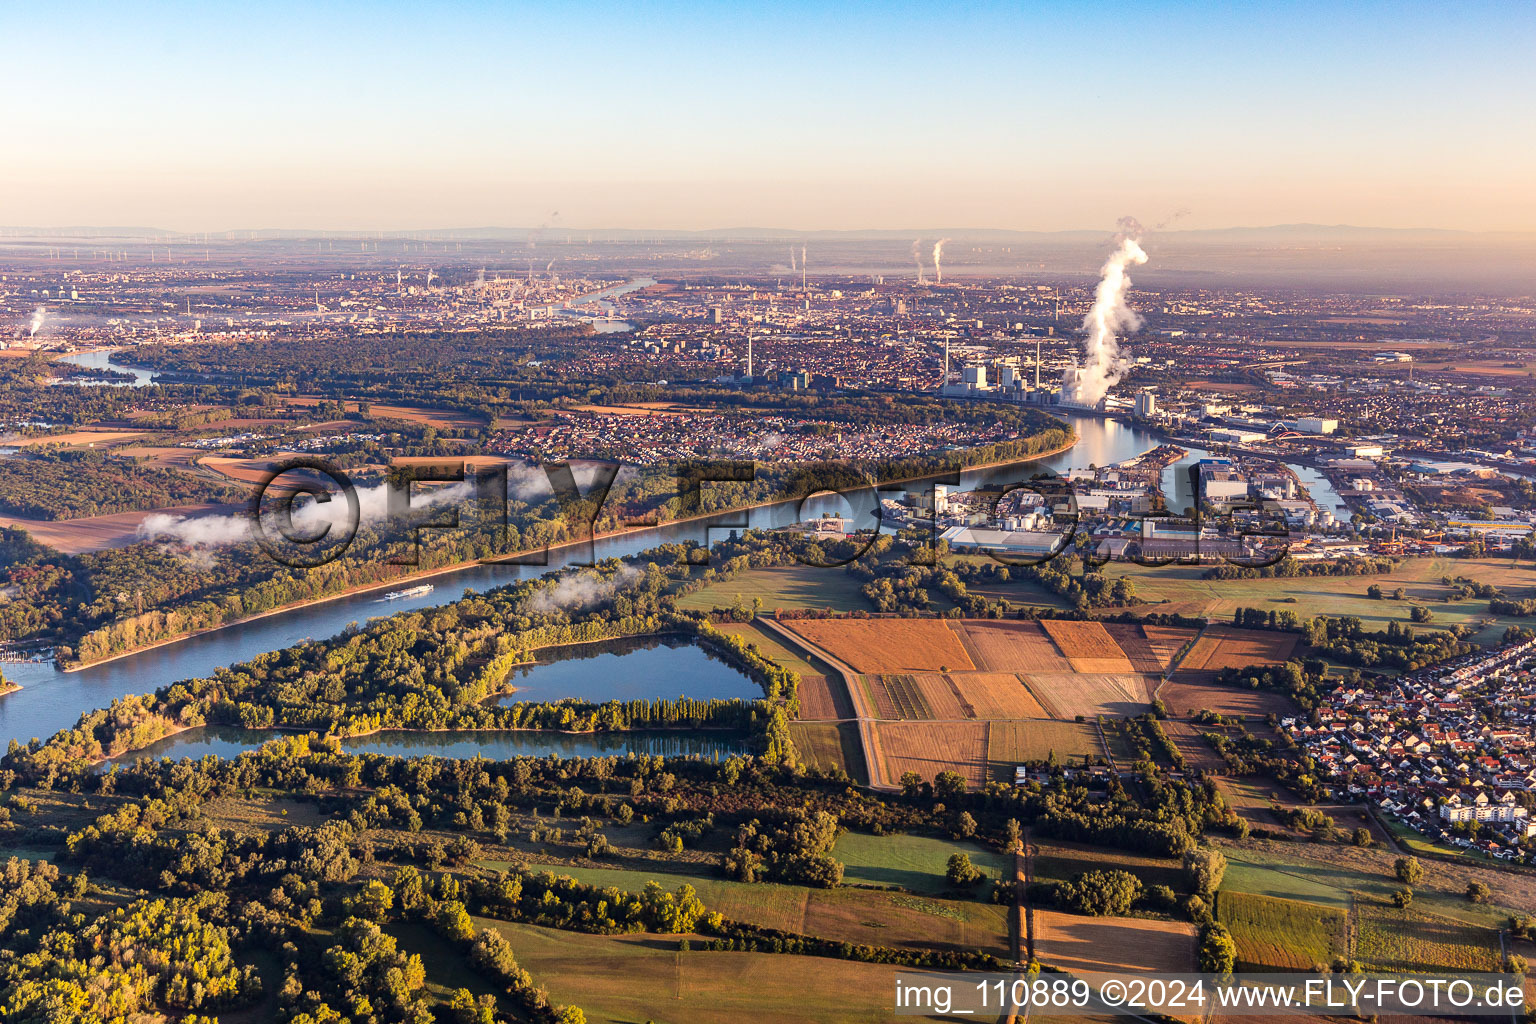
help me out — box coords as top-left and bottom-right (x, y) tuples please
(747, 334), (753, 379)
(800, 246), (807, 290)
(788, 247), (796, 272)
(911, 239), (925, 284)
(932, 238), (950, 284)
(942, 337), (949, 388)
(1061, 218), (1147, 408)
(1035, 336), (1041, 391)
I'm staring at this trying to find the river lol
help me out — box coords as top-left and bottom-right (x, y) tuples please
(55, 350), (163, 388)
(0, 413), (1151, 746)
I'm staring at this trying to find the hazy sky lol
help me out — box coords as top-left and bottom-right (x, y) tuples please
(5, 1), (1534, 232)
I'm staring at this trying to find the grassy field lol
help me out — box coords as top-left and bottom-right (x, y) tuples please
(474, 919), (956, 1023)
(1215, 891), (1345, 971)
(388, 921), (503, 1007)
(833, 831), (1014, 894)
(1217, 843), (1530, 927)
(1102, 556), (1536, 646)
(676, 565), (870, 612)
(518, 861), (1009, 956)
(712, 620), (821, 678)
(788, 721), (867, 783)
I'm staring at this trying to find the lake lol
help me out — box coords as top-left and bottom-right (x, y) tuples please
(105, 724), (752, 764)
(497, 635), (761, 704)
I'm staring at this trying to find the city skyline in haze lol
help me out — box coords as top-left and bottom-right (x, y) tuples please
(5, 1), (1534, 233)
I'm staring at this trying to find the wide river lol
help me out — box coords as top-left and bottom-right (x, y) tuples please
(0, 413), (1159, 747)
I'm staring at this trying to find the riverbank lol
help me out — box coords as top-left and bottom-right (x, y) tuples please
(63, 433), (1080, 673)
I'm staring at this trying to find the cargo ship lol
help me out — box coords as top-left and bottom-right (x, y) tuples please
(382, 584), (434, 601)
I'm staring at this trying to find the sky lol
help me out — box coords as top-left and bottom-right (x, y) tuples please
(3, 0), (1534, 233)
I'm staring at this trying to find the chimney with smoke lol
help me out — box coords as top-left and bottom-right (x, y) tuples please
(911, 239), (926, 284)
(932, 238), (950, 284)
(1061, 218), (1147, 408)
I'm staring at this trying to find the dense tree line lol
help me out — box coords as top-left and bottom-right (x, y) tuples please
(1204, 554), (1398, 581)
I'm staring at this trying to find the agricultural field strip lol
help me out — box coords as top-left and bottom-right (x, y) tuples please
(758, 618), (887, 790)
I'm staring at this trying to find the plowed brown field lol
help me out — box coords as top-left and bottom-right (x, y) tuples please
(1173, 626), (1298, 683)
(781, 618), (974, 674)
(1034, 911), (1196, 975)
(1103, 624), (1168, 673)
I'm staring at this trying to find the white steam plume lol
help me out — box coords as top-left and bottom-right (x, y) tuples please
(138, 461), (611, 553)
(520, 564), (641, 615)
(1062, 217), (1147, 408)
(29, 307), (47, 337)
(788, 247), (796, 272)
(138, 480), (476, 549)
(932, 238), (950, 284)
(910, 239), (926, 284)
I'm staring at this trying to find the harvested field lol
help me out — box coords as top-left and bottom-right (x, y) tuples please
(781, 618), (974, 675)
(950, 672), (1047, 719)
(1040, 619), (1125, 660)
(199, 455), (293, 485)
(115, 445), (205, 472)
(788, 722), (866, 783)
(1172, 626), (1298, 683)
(12, 429), (145, 448)
(1216, 891), (1345, 971)
(952, 620), (1073, 672)
(1157, 678), (1297, 719)
(1040, 620), (1135, 673)
(1356, 904), (1501, 973)
(1066, 656), (1137, 673)
(986, 720), (1102, 769)
(1034, 911), (1196, 975)
(876, 721), (989, 788)
(287, 396), (485, 429)
(1020, 671), (1151, 719)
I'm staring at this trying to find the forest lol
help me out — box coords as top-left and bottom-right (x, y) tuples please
(0, 449), (246, 519)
